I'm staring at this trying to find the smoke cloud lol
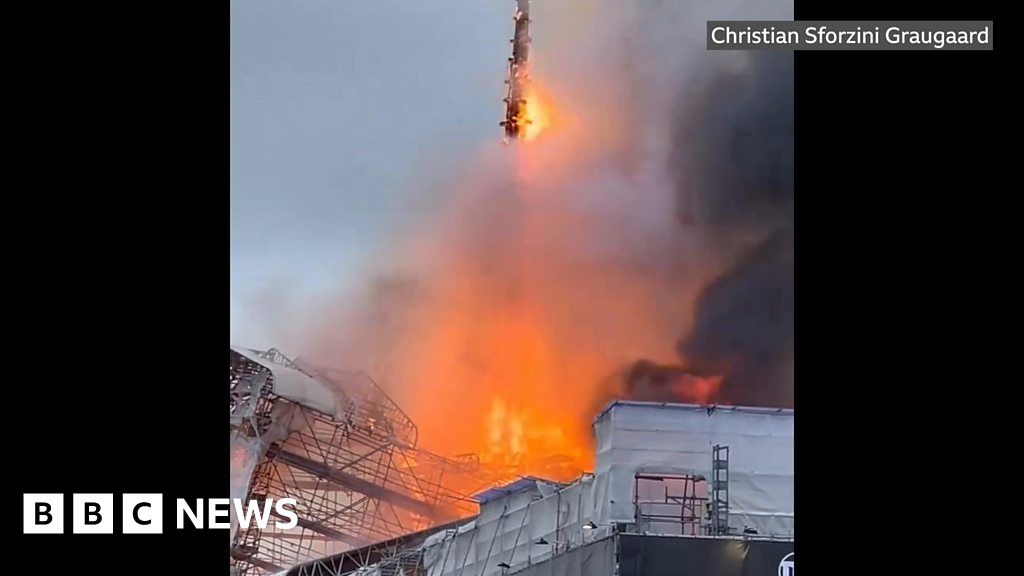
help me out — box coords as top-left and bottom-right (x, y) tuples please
(666, 50), (795, 408)
(680, 226), (794, 407)
(255, 0), (794, 469)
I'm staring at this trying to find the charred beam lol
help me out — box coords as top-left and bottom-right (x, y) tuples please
(502, 0), (532, 139)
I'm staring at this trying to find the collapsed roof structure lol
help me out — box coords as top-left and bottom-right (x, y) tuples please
(229, 346), (496, 575)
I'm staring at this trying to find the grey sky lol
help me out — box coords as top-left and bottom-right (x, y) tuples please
(231, 0), (509, 347)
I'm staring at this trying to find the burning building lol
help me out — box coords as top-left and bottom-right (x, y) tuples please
(229, 0), (796, 572)
(281, 401), (793, 576)
(290, 0), (795, 479)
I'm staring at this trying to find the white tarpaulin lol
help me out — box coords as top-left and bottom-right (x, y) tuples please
(229, 405), (313, 542)
(420, 402), (792, 576)
(232, 346), (340, 418)
(423, 476), (612, 576)
(593, 401), (794, 537)
(511, 535), (616, 576)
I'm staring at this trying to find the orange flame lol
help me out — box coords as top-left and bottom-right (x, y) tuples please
(518, 84), (552, 142)
(672, 373), (724, 404)
(484, 396), (584, 478)
(315, 68), (718, 485)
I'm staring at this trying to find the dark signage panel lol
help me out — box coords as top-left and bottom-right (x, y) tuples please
(618, 534), (794, 576)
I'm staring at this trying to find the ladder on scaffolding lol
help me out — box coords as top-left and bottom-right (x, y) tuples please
(711, 444), (730, 536)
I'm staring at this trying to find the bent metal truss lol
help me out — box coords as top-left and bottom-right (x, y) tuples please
(229, 346), (489, 575)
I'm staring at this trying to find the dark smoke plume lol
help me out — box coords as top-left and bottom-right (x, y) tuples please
(655, 52), (795, 408)
(670, 52), (794, 232)
(680, 227), (794, 407)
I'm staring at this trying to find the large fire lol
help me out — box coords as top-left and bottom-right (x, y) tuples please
(400, 262), (605, 481)
(365, 70), (723, 483)
(304, 2), (733, 484)
(288, 47), (735, 482)
(485, 396), (583, 477)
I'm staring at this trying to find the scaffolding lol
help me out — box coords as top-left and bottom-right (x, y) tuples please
(710, 444), (730, 536)
(281, 520), (463, 576)
(230, 347), (490, 575)
(633, 473), (709, 536)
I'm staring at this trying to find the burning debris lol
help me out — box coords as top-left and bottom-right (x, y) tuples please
(501, 0), (542, 141)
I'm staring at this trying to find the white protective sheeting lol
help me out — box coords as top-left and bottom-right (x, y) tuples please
(592, 401), (794, 537)
(420, 402), (792, 576)
(511, 535), (616, 576)
(232, 346), (340, 418)
(229, 405), (314, 541)
(422, 477), (609, 576)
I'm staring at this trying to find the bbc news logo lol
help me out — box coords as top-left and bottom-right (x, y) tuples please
(23, 494), (298, 534)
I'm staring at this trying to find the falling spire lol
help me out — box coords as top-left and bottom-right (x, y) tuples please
(500, 0), (531, 140)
